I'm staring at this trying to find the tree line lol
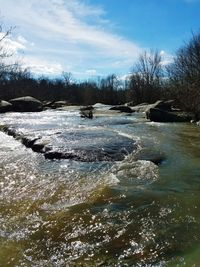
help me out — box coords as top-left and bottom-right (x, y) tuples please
(0, 22), (200, 118)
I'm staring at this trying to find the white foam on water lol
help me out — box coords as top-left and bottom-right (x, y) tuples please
(110, 157), (159, 186)
(113, 129), (141, 142)
(104, 173), (120, 186)
(0, 132), (21, 151)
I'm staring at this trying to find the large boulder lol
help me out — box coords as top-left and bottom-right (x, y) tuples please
(0, 100), (13, 113)
(147, 108), (195, 122)
(54, 100), (69, 108)
(126, 101), (148, 107)
(132, 100), (175, 113)
(9, 96), (43, 112)
(48, 100), (69, 109)
(150, 100), (174, 111)
(109, 105), (133, 113)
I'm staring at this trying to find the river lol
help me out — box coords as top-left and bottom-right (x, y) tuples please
(0, 105), (200, 266)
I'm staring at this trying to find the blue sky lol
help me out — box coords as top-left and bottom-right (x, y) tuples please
(0, 0), (199, 79)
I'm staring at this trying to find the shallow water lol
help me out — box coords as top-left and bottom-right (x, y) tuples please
(0, 107), (200, 266)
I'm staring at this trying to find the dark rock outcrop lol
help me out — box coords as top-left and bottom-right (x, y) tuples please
(53, 101), (69, 108)
(0, 100), (13, 113)
(21, 137), (39, 148)
(0, 126), (47, 153)
(44, 151), (84, 161)
(126, 102), (149, 107)
(44, 148), (132, 162)
(44, 151), (66, 159)
(0, 126), (20, 138)
(80, 106), (94, 119)
(132, 103), (151, 113)
(131, 100), (195, 123)
(109, 106), (133, 113)
(146, 108), (195, 122)
(133, 100), (174, 112)
(43, 100), (70, 109)
(132, 100), (175, 113)
(9, 96), (43, 112)
(31, 143), (46, 153)
(80, 110), (93, 119)
(80, 105), (94, 111)
(148, 100), (174, 111)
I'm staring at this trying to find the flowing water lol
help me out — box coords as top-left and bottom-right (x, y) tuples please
(0, 106), (200, 266)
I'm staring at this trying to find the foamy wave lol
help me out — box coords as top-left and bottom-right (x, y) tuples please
(105, 173), (120, 186)
(113, 129), (141, 142)
(111, 159), (158, 185)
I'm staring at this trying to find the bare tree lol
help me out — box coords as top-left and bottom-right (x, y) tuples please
(62, 72), (73, 86)
(99, 74), (120, 104)
(0, 22), (15, 79)
(128, 50), (163, 104)
(168, 32), (200, 118)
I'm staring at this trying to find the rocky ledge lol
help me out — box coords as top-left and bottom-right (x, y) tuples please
(130, 100), (195, 123)
(0, 125), (137, 162)
(0, 96), (43, 113)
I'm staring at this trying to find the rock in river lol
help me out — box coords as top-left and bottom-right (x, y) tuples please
(9, 96), (43, 112)
(132, 100), (175, 113)
(0, 100), (13, 113)
(146, 108), (195, 123)
(109, 105), (133, 113)
(0, 126), (137, 162)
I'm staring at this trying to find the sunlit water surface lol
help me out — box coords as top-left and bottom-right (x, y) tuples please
(0, 106), (200, 266)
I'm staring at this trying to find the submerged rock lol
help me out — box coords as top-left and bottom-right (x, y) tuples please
(135, 149), (166, 165)
(44, 149), (125, 162)
(9, 96), (43, 112)
(0, 125), (137, 162)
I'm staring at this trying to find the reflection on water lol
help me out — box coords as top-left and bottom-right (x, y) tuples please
(0, 108), (200, 266)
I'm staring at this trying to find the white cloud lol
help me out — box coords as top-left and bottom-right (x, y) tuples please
(160, 50), (174, 66)
(86, 69), (97, 75)
(119, 73), (132, 81)
(21, 56), (63, 75)
(0, 32), (26, 54)
(17, 35), (28, 45)
(0, 0), (143, 77)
